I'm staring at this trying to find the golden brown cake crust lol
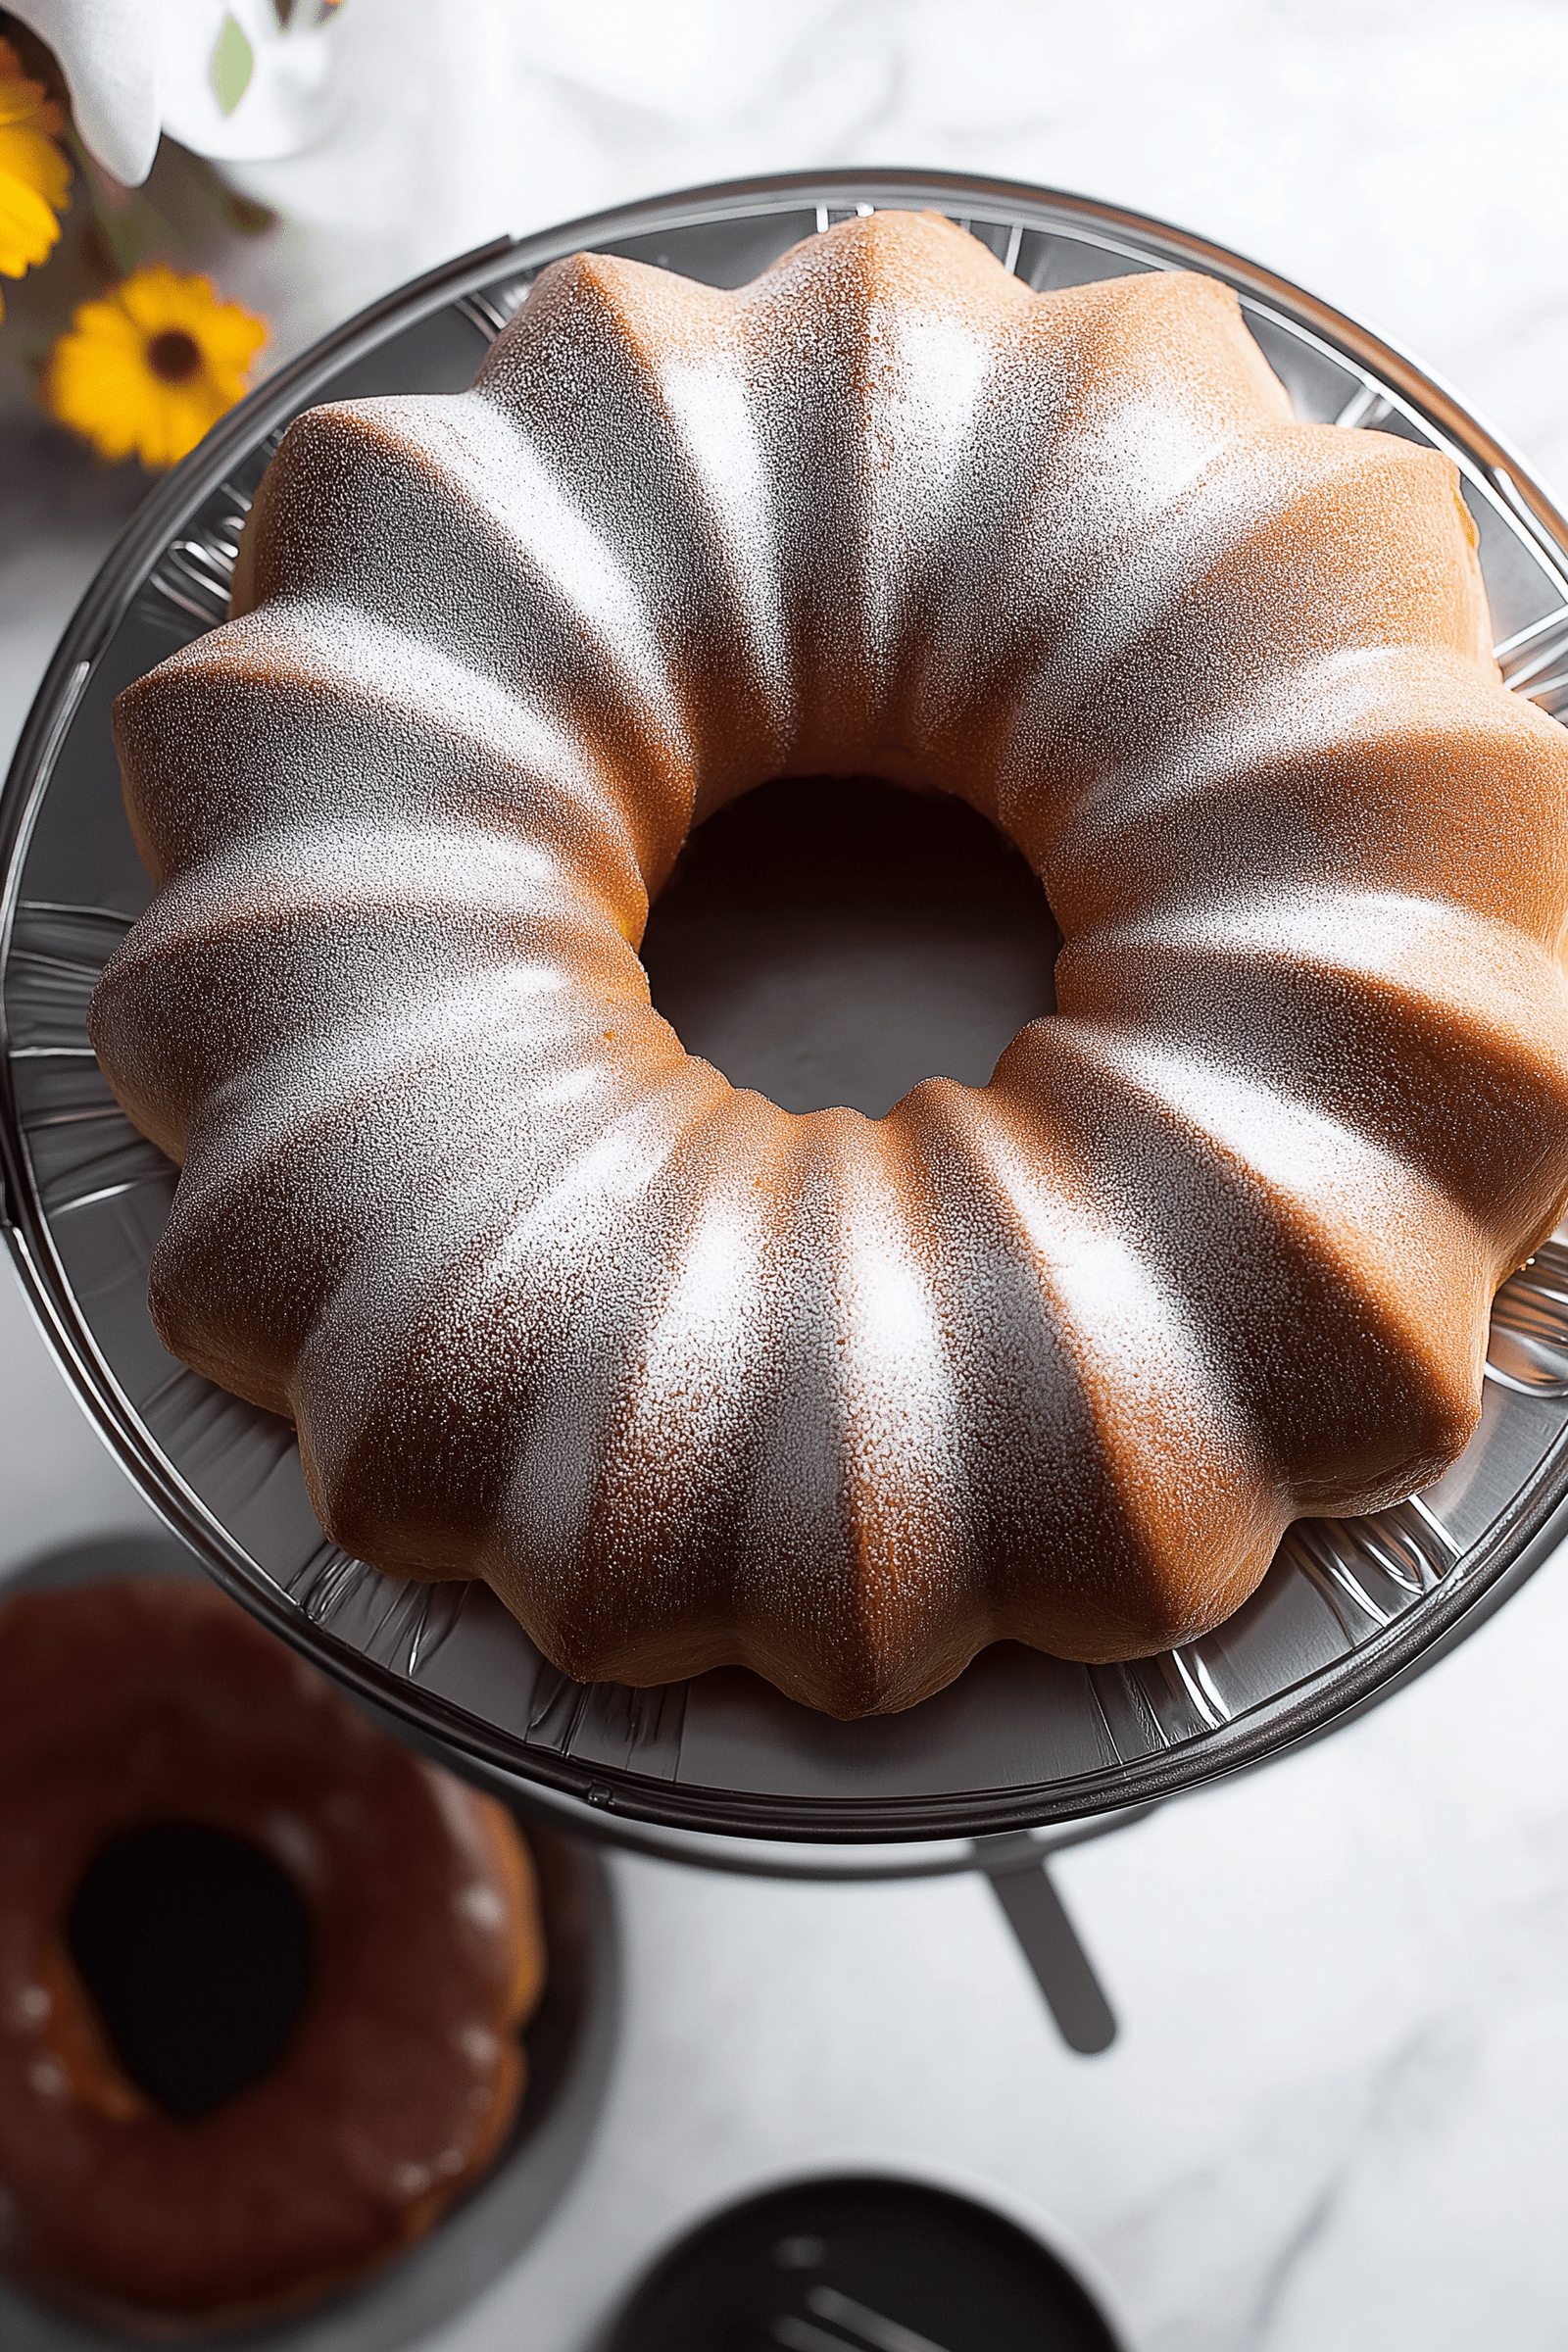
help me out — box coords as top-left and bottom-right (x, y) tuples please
(0, 1580), (543, 2330)
(90, 211), (1568, 1717)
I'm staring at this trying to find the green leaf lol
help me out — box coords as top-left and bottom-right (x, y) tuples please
(210, 15), (255, 116)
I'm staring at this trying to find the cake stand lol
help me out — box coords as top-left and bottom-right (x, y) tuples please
(4, 172), (1567, 2048)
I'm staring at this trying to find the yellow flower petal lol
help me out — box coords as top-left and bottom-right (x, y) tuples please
(0, 124), (72, 206)
(0, 160), (62, 276)
(0, 38), (69, 280)
(45, 267), (268, 471)
(115, 263), (185, 331)
(0, 35), (63, 127)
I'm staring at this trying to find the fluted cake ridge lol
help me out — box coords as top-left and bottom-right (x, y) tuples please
(90, 209), (1568, 1717)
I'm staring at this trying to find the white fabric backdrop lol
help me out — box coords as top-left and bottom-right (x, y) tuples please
(215, 0), (1568, 489)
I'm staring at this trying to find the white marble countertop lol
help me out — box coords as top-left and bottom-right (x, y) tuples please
(5, 1265), (1567, 2352)
(4, 5), (1568, 2346)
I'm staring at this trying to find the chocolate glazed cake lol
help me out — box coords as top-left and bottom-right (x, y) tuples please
(0, 1580), (544, 2330)
(88, 208), (1568, 1719)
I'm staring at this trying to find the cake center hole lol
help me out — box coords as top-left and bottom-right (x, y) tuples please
(641, 776), (1059, 1117)
(68, 1821), (315, 2121)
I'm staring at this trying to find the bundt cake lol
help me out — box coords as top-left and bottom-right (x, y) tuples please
(0, 1579), (544, 2329)
(89, 209), (1568, 1720)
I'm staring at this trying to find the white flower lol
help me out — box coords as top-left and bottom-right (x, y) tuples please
(10, 0), (342, 187)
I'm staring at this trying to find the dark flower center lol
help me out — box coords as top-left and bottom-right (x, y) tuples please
(146, 329), (202, 384)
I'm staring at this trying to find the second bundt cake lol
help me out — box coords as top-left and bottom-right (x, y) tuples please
(0, 1579), (544, 2328)
(90, 209), (1568, 1718)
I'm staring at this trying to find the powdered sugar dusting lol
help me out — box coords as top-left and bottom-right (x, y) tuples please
(89, 209), (1568, 1717)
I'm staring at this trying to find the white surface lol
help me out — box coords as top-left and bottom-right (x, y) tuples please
(4, 4), (1568, 2346)
(447, 1559), (1568, 2352)
(217, 0), (1568, 503)
(5, 1252), (1565, 2352)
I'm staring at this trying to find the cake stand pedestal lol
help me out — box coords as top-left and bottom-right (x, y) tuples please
(5, 173), (1568, 2060)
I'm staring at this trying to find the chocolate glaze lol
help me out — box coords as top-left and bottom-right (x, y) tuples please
(0, 1581), (544, 2331)
(89, 210), (1568, 1718)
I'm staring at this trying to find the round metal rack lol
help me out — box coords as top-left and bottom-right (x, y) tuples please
(5, 173), (1568, 1936)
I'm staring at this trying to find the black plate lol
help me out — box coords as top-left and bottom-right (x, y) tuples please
(604, 2175), (1122, 2352)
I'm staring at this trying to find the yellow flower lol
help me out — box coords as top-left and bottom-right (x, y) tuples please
(45, 266), (267, 469)
(0, 34), (71, 318)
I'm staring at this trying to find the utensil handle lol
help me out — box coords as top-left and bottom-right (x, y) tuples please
(977, 1843), (1117, 2054)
